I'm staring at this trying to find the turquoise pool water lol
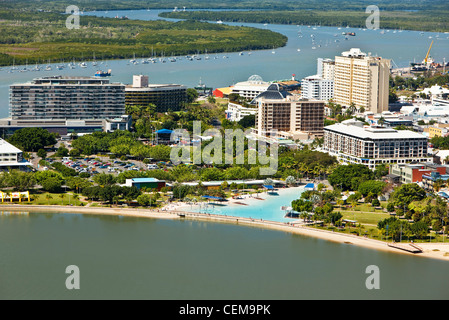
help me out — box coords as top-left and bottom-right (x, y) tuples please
(181, 186), (304, 222)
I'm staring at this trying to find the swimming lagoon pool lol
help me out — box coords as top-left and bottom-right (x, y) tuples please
(180, 186), (305, 223)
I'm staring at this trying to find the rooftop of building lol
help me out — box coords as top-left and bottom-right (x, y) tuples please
(0, 138), (22, 153)
(325, 121), (427, 140)
(252, 83), (293, 102)
(11, 75), (124, 86)
(125, 83), (187, 90)
(233, 75), (271, 88)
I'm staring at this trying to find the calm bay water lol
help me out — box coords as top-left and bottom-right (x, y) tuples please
(1, 211), (449, 300)
(0, 9), (448, 118)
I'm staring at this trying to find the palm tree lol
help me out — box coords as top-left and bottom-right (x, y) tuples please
(285, 176), (296, 186)
(46, 194), (53, 205)
(73, 193), (79, 206)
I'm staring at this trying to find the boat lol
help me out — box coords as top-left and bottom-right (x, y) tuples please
(94, 69), (112, 77)
(79, 61), (87, 68)
(216, 20), (223, 24)
(239, 52), (244, 56)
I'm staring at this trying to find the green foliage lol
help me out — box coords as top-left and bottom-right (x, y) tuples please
(51, 162), (78, 177)
(0, 8), (288, 66)
(291, 199), (313, 213)
(390, 183), (427, 210)
(328, 164), (374, 191)
(37, 149), (47, 159)
(1, 170), (35, 191)
(35, 170), (64, 192)
(357, 180), (386, 197)
(161, 6), (449, 33)
(7, 128), (56, 152)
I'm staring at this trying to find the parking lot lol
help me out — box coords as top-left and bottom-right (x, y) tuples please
(46, 156), (167, 176)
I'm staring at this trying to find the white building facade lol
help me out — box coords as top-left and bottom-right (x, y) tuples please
(323, 120), (431, 169)
(301, 75), (334, 101)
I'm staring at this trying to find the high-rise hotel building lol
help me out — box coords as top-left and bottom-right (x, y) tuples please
(3, 76), (129, 136)
(333, 48), (390, 113)
(9, 76), (125, 120)
(254, 84), (325, 140)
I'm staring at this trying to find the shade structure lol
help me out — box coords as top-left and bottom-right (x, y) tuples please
(156, 129), (173, 134)
(202, 195), (226, 201)
(263, 185), (274, 190)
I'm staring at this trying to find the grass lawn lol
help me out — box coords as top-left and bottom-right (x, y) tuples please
(26, 192), (85, 206)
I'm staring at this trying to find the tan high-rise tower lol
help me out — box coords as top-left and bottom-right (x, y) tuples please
(333, 48), (390, 113)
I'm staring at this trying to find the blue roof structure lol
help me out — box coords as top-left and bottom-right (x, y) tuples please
(263, 185), (274, 190)
(156, 129), (173, 134)
(131, 178), (159, 183)
(202, 195), (226, 201)
(304, 183), (315, 189)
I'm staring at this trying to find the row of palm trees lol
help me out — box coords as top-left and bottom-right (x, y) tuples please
(280, 160), (338, 181)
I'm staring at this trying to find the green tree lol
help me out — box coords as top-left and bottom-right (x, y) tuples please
(328, 164), (373, 191)
(93, 173), (116, 187)
(37, 149), (47, 159)
(8, 128), (57, 152)
(186, 88), (199, 104)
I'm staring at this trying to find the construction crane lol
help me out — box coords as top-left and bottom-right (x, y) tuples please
(424, 40), (434, 65)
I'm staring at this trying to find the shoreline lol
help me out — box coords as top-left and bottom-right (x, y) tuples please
(1, 203), (449, 262)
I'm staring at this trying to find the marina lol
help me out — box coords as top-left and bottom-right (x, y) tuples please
(0, 9), (448, 117)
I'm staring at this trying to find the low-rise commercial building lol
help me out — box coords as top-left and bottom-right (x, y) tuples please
(389, 163), (446, 184)
(230, 75), (271, 100)
(0, 138), (32, 171)
(225, 102), (258, 122)
(323, 120), (431, 169)
(125, 178), (166, 190)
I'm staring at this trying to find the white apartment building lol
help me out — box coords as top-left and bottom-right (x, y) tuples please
(225, 102), (258, 122)
(301, 75), (334, 101)
(317, 58), (335, 81)
(333, 48), (390, 113)
(323, 119), (431, 169)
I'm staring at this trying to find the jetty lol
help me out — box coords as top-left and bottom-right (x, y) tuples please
(387, 242), (423, 254)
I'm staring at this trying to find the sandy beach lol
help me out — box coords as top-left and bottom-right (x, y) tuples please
(2, 201), (449, 262)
